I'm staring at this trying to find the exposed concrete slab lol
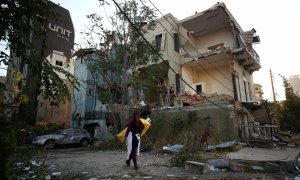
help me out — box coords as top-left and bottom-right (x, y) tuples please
(227, 147), (299, 161)
(226, 147), (300, 173)
(185, 161), (210, 174)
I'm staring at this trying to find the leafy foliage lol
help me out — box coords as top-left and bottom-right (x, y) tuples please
(171, 148), (204, 167)
(278, 75), (300, 133)
(82, 0), (160, 105)
(0, 1), (78, 178)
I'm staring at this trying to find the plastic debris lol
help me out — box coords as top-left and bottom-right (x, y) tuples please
(31, 160), (40, 166)
(122, 174), (130, 179)
(88, 178), (97, 180)
(163, 144), (183, 153)
(52, 172), (61, 176)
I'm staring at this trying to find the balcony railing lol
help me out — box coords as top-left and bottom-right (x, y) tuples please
(238, 35), (261, 65)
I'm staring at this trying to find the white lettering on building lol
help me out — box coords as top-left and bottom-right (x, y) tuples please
(48, 23), (73, 37)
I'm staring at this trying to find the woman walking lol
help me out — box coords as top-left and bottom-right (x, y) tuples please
(125, 112), (144, 170)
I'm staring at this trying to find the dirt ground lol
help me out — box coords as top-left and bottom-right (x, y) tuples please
(42, 147), (291, 180)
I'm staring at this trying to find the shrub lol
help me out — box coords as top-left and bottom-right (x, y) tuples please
(171, 148), (204, 167)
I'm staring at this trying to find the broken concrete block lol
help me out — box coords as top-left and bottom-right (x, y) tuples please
(264, 162), (281, 173)
(207, 158), (229, 169)
(185, 161), (210, 174)
(229, 163), (247, 172)
(251, 166), (264, 171)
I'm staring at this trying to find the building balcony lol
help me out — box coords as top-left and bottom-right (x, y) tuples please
(231, 35), (261, 72)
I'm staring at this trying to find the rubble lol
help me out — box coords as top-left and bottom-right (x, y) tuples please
(181, 93), (234, 106)
(185, 161), (210, 174)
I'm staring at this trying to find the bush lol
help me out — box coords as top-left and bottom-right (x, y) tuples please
(170, 148), (204, 167)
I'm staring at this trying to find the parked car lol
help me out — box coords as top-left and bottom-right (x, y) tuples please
(32, 128), (91, 149)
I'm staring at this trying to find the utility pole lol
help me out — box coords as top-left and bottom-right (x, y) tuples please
(270, 69), (279, 141)
(270, 69), (277, 104)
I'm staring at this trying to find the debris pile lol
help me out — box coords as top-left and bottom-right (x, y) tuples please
(14, 160), (59, 180)
(181, 93), (234, 106)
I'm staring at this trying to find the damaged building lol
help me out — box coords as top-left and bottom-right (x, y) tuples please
(142, 2), (271, 142)
(144, 2), (260, 106)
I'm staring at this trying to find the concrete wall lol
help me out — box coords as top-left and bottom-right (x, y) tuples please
(36, 80), (73, 128)
(289, 75), (300, 96)
(36, 50), (74, 128)
(181, 64), (233, 96)
(147, 102), (237, 146)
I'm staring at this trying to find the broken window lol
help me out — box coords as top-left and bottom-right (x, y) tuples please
(50, 101), (58, 107)
(243, 81), (248, 101)
(88, 89), (92, 95)
(248, 82), (252, 101)
(196, 84), (203, 94)
(155, 32), (166, 51)
(55, 60), (63, 66)
(174, 33), (179, 52)
(175, 73), (185, 95)
(233, 74), (241, 101)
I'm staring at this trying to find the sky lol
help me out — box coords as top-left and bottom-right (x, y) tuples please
(1, 0), (300, 101)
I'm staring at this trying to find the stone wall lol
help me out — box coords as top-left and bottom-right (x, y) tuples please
(145, 101), (237, 147)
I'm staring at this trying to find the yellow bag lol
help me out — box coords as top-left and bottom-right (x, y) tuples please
(116, 118), (151, 142)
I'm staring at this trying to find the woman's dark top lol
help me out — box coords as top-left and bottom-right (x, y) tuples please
(125, 120), (144, 137)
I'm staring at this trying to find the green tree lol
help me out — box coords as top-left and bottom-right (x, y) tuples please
(81, 0), (162, 132)
(278, 75), (300, 133)
(0, 1), (77, 178)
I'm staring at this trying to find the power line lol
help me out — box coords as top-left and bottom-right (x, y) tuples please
(145, 0), (250, 99)
(110, 0), (229, 111)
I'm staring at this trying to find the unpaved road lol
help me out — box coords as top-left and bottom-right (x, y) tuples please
(45, 147), (286, 179)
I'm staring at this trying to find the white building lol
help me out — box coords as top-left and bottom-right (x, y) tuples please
(289, 75), (300, 96)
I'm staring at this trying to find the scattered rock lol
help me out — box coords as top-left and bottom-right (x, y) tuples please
(122, 174), (130, 179)
(229, 163), (248, 172)
(185, 161), (210, 174)
(264, 162), (281, 173)
(251, 165), (264, 171)
(207, 158), (229, 169)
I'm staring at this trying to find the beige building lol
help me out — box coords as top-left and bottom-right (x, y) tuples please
(36, 50), (75, 128)
(289, 75), (300, 96)
(144, 2), (261, 105)
(253, 84), (264, 102)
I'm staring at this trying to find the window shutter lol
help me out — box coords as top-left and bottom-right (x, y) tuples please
(160, 32), (166, 50)
(174, 33), (179, 52)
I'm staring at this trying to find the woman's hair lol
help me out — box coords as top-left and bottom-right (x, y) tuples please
(140, 109), (151, 119)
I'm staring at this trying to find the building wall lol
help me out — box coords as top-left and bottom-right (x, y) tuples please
(72, 53), (106, 128)
(148, 102), (237, 145)
(289, 75), (300, 96)
(196, 28), (235, 53)
(181, 64), (233, 96)
(253, 84), (264, 102)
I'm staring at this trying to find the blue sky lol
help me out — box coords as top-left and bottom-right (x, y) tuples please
(2, 0), (300, 101)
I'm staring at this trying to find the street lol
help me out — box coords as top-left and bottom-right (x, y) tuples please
(44, 147), (284, 179)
